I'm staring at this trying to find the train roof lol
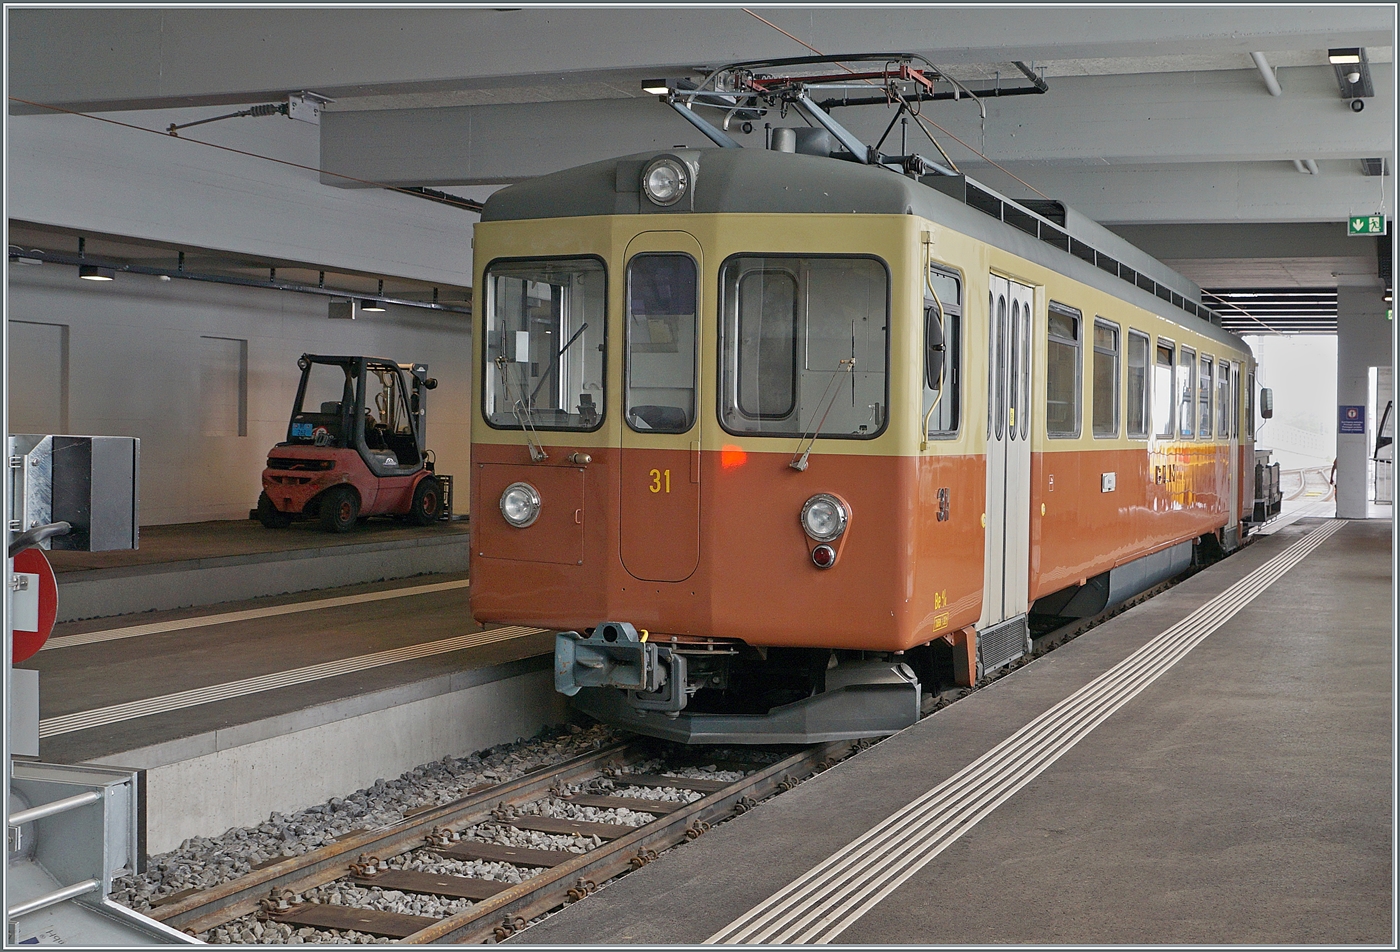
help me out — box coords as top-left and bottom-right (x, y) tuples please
(482, 147), (1247, 353)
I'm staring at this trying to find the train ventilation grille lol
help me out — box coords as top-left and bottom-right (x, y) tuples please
(978, 616), (1029, 673)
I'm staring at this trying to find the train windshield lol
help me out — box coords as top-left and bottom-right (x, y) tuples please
(719, 256), (889, 439)
(483, 258), (606, 431)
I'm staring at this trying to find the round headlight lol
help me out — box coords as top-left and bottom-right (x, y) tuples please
(800, 493), (848, 543)
(499, 482), (541, 528)
(641, 157), (688, 206)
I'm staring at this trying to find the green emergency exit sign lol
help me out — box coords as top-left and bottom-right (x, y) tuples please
(1348, 215), (1388, 236)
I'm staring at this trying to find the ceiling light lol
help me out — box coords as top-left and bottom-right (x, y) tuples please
(360, 299), (386, 313)
(78, 264), (115, 281)
(1329, 48), (1362, 64)
(641, 80), (671, 95)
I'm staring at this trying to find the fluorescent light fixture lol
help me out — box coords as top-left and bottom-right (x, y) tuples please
(641, 80), (671, 95)
(14, 255), (42, 266)
(78, 264), (115, 281)
(360, 298), (386, 313)
(1328, 48), (1362, 64)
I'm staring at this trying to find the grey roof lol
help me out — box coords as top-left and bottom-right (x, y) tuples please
(482, 148), (1247, 355)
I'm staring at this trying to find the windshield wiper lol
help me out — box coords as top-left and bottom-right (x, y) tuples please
(496, 355), (548, 462)
(790, 358), (856, 472)
(528, 322), (589, 405)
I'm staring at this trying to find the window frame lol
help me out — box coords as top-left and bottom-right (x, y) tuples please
(924, 263), (964, 440)
(624, 251), (700, 435)
(1198, 354), (1214, 440)
(1178, 345), (1196, 439)
(1125, 329), (1151, 439)
(1091, 318), (1121, 439)
(1045, 301), (1083, 440)
(1153, 338), (1176, 440)
(717, 253), (892, 442)
(480, 254), (609, 434)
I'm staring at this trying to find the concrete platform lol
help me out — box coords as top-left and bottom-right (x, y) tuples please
(47, 518), (472, 621)
(518, 517), (1392, 945)
(19, 573), (563, 854)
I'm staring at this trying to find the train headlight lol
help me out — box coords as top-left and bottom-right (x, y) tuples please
(641, 157), (689, 206)
(800, 493), (848, 543)
(499, 482), (541, 528)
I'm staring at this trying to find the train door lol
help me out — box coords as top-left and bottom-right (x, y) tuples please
(1227, 361), (1241, 539)
(619, 232), (702, 582)
(981, 275), (1034, 667)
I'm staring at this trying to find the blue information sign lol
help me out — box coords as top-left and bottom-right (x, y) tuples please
(1339, 405), (1366, 434)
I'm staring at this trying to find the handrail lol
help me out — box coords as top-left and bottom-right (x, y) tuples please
(8, 790), (102, 827)
(7, 878), (99, 919)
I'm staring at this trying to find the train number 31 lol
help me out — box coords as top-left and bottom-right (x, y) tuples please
(649, 469), (671, 493)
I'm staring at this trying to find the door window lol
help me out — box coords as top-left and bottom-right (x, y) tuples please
(626, 254), (697, 433)
(924, 267), (961, 437)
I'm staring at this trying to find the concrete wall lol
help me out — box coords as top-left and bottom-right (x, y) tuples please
(8, 264), (472, 525)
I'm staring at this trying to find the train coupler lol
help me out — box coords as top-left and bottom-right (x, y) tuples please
(554, 623), (689, 713)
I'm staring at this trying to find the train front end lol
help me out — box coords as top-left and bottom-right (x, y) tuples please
(469, 149), (976, 743)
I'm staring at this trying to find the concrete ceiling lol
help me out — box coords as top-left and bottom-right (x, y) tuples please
(6, 5), (1396, 306)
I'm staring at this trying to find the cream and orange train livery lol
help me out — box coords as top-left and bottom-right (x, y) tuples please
(469, 145), (1262, 744)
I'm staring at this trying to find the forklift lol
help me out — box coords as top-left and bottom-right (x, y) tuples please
(258, 354), (448, 532)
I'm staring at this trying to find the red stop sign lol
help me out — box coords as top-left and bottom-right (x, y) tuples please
(12, 547), (58, 662)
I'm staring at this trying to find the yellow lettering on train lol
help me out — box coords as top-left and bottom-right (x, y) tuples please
(649, 469), (671, 493)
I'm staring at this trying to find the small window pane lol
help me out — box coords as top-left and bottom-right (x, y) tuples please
(924, 268), (961, 437)
(1246, 371), (1255, 439)
(1092, 320), (1119, 438)
(1019, 305), (1031, 441)
(1217, 362), (1231, 437)
(1154, 342), (1175, 439)
(1046, 302), (1081, 438)
(1126, 331), (1150, 438)
(1199, 356), (1213, 439)
(995, 294), (1007, 440)
(484, 258), (606, 430)
(1178, 347), (1196, 438)
(626, 254), (697, 433)
(1009, 301), (1022, 440)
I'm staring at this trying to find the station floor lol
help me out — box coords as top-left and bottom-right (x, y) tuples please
(518, 516), (1393, 945)
(25, 569), (548, 766)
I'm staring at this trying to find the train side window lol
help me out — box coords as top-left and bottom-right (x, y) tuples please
(1217, 361), (1231, 438)
(625, 254), (697, 434)
(1153, 341), (1175, 439)
(924, 267), (961, 438)
(1199, 356), (1214, 439)
(1126, 330), (1150, 438)
(720, 256), (889, 439)
(1092, 319), (1120, 438)
(1178, 346), (1196, 439)
(482, 257), (607, 432)
(1045, 302), (1081, 438)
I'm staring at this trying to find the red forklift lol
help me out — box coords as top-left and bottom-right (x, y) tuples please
(257, 354), (448, 532)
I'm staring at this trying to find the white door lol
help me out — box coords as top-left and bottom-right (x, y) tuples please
(982, 276), (1034, 630)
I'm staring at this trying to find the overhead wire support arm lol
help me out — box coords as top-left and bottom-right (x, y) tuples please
(664, 93), (743, 148)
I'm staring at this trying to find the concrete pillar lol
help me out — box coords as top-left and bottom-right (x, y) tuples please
(1335, 279), (1392, 518)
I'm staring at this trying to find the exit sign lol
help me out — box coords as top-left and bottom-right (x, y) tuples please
(1348, 215), (1388, 236)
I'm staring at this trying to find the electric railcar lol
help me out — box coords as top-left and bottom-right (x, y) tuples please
(469, 98), (1261, 745)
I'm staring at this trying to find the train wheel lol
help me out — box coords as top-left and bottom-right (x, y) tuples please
(407, 476), (442, 526)
(256, 491), (293, 529)
(319, 486), (359, 533)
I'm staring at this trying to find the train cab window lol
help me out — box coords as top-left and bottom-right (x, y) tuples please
(625, 254), (697, 433)
(1153, 341), (1175, 439)
(1092, 320), (1120, 438)
(483, 257), (606, 431)
(1126, 330), (1150, 438)
(721, 256), (889, 439)
(1178, 346), (1196, 439)
(1199, 356), (1214, 439)
(1045, 302), (1081, 438)
(924, 267), (961, 438)
(1217, 362), (1231, 438)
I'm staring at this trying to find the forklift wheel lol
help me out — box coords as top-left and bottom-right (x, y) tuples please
(257, 492), (293, 529)
(408, 476), (442, 526)
(319, 486), (360, 533)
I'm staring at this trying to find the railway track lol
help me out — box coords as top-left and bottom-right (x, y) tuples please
(149, 738), (851, 944)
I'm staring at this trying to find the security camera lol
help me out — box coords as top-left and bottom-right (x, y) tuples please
(1351, 98), (1365, 113)
(1346, 70), (1362, 84)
